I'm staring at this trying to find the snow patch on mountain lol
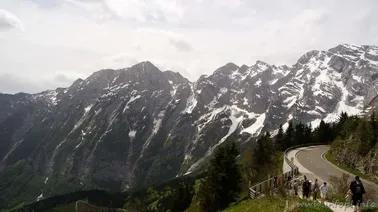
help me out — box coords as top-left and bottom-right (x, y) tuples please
(123, 95), (141, 112)
(151, 110), (165, 136)
(36, 193), (43, 201)
(182, 86), (197, 114)
(197, 106), (227, 133)
(269, 78), (279, 85)
(254, 79), (262, 86)
(218, 87), (228, 98)
(352, 75), (363, 83)
(324, 72), (363, 122)
(85, 104), (93, 113)
(75, 142), (82, 149)
(33, 90), (59, 105)
(207, 97), (218, 109)
(284, 96), (297, 108)
(230, 69), (242, 79)
(241, 113), (266, 136)
(216, 108), (243, 145)
(129, 130), (137, 139)
(309, 119), (322, 129)
(243, 97), (248, 105)
(170, 84), (179, 97)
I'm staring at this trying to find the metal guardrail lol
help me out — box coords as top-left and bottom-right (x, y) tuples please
(249, 143), (326, 198)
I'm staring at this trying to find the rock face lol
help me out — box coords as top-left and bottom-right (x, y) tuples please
(1, 44), (378, 199)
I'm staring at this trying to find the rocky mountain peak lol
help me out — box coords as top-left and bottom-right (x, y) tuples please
(213, 63), (240, 76)
(297, 50), (321, 65)
(163, 70), (191, 85)
(238, 64), (250, 74)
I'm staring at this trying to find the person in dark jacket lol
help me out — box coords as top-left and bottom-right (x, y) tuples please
(350, 176), (365, 212)
(302, 175), (310, 199)
(273, 176), (278, 192)
(313, 179), (320, 201)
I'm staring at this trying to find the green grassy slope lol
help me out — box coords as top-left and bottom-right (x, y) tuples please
(223, 195), (333, 212)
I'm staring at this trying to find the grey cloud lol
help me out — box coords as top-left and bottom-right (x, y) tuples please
(0, 74), (75, 94)
(0, 74), (44, 94)
(169, 39), (193, 52)
(111, 55), (138, 65)
(54, 74), (76, 84)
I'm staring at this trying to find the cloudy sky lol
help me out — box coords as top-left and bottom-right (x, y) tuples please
(1, 0), (378, 94)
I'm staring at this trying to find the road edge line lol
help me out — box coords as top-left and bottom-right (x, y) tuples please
(321, 151), (378, 188)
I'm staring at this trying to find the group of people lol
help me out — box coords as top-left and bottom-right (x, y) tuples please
(274, 175), (366, 212)
(299, 176), (328, 202)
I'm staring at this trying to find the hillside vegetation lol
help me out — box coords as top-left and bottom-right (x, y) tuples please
(328, 112), (378, 183)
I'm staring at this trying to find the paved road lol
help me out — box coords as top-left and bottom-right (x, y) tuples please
(296, 145), (378, 202)
(296, 145), (347, 183)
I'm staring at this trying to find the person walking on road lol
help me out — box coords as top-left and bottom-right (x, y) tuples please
(350, 176), (365, 212)
(313, 179), (320, 201)
(302, 176), (310, 199)
(319, 182), (328, 204)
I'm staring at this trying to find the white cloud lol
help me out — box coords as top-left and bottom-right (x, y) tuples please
(0, 9), (24, 30)
(169, 38), (192, 52)
(0, 0), (378, 93)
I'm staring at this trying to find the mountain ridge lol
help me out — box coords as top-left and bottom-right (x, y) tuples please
(1, 43), (378, 207)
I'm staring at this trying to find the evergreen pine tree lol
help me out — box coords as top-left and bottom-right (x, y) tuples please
(254, 135), (266, 165)
(315, 120), (330, 143)
(337, 112), (349, 134)
(172, 182), (194, 211)
(264, 132), (274, 162)
(283, 121), (294, 149)
(198, 143), (242, 212)
(198, 178), (217, 212)
(220, 142), (242, 208)
(340, 115), (359, 139)
(275, 125), (285, 151)
(304, 124), (313, 145)
(294, 122), (305, 145)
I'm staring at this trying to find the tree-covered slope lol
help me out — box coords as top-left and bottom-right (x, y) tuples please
(328, 112), (378, 182)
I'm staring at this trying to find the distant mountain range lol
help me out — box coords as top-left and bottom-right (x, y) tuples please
(1, 43), (378, 205)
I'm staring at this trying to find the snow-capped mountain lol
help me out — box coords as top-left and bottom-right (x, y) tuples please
(1, 44), (378, 198)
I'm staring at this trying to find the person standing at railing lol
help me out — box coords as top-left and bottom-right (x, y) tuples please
(302, 175), (310, 199)
(273, 176), (278, 193)
(293, 178), (299, 196)
(287, 176), (292, 189)
(313, 179), (320, 201)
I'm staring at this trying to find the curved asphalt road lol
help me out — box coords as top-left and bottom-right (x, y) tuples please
(296, 145), (378, 202)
